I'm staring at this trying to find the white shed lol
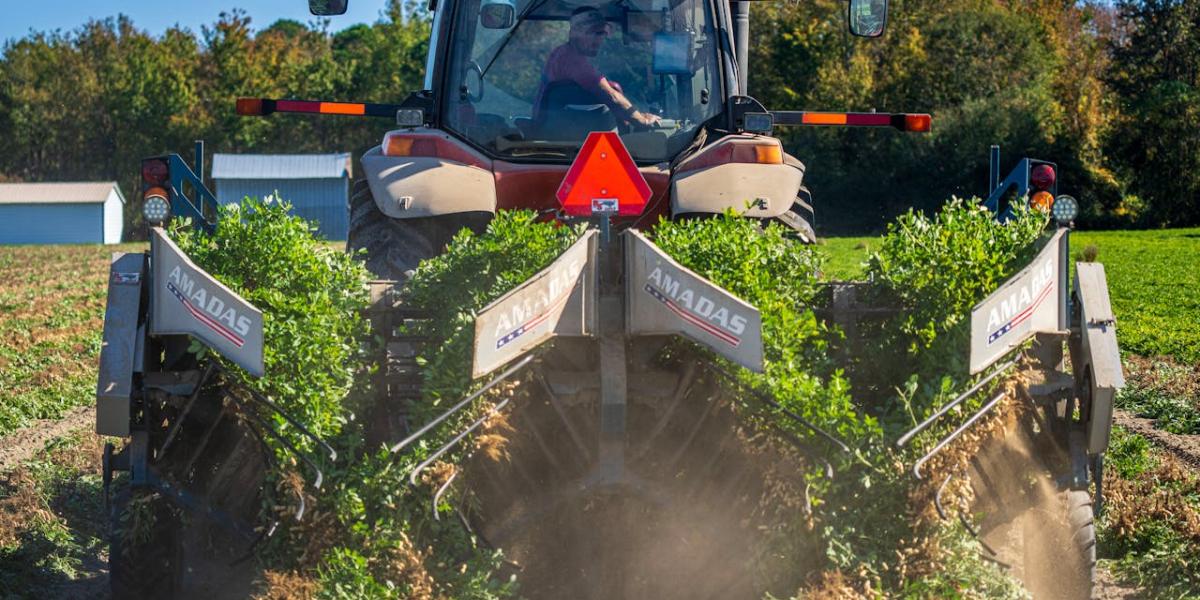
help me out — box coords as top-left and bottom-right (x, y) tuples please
(0, 182), (125, 245)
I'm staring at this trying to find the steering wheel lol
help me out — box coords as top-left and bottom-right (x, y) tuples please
(462, 60), (485, 103)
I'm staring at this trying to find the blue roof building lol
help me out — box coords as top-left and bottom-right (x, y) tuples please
(0, 182), (125, 245)
(212, 153), (352, 240)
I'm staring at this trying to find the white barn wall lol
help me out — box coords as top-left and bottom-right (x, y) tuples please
(103, 189), (124, 244)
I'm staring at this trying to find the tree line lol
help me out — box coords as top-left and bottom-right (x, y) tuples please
(0, 0), (1196, 234)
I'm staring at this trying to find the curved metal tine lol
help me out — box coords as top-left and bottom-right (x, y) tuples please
(432, 469), (460, 521)
(231, 423), (284, 564)
(773, 426), (835, 479)
(934, 470), (1003, 559)
(705, 360), (850, 454)
(638, 362), (698, 458)
(213, 362), (339, 462)
(912, 392), (1007, 480)
(934, 472), (954, 521)
(896, 357), (1018, 448)
(241, 408), (324, 499)
(160, 362), (216, 457)
(533, 369), (591, 464)
(391, 355), (533, 455)
(409, 397), (512, 487)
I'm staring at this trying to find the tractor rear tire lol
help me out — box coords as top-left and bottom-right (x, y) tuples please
(109, 490), (183, 600)
(347, 179), (491, 282)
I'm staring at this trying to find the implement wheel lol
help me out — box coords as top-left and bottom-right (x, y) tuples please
(109, 490), (182, 600)
(347, 179), (491, 281)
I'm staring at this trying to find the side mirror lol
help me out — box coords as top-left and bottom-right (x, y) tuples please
(309, 0), (348, 16)
(480, 0), (516, 29)
(848, 0), (886, 38)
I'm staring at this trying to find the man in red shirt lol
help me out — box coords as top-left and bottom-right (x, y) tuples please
(533, 6), (660, 127)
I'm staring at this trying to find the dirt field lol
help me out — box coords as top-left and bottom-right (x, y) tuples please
(1, 233), (1197, 598)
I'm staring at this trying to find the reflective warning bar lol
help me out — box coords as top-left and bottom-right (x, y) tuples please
(236, 97), (404, 119)
(770, 111), (932, 132)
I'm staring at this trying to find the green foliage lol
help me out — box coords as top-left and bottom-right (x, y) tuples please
(402, 211), (585, 404)
(866, 199), (1048, 357)
(1106, 0), (1200, 227)
(651, 213), (876, 442)
(856, 199), (1047, 420)
(1070, 228), (1200, 364)
(1107, 427), (1156, 480)
(171, 197), (373, 450)
(1114, 355), (1200, 435)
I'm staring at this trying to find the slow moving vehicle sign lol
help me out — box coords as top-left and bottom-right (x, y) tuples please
(556, 132), (652, 217)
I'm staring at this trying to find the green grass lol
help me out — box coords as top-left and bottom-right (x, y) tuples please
(0, 431), (108, 596)
(1099, 427), (1200, 598)
(1071, 228), (1200, 364)
(817, 236), (875, 280)
(0, 243), (145, 437)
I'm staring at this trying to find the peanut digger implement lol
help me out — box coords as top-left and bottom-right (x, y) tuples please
(94, 0), (1122, 597)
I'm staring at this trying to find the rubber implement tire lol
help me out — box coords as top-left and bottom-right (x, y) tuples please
(347, 179), (492, 282)
(109, 490), (183, 600)
(1065, 487), (1098, 597)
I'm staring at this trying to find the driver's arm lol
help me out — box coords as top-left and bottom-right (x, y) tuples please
(599, 78), (660, 127)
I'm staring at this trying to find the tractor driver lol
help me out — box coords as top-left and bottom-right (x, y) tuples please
(533, 6), (661, 128)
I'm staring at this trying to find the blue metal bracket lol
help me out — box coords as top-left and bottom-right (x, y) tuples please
(984, 146), (1057, 217)
(163, 141), (220, 234)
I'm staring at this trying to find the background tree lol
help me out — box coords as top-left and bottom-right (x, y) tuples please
(1105, 0), (1200, 227)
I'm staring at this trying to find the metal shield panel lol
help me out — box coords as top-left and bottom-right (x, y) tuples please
(1076, 263), (1125, 454)
(969, 229), (1067, 374)
(625, 230), (764, 372)
(149, 228), (265, 377)
(95, 252), (144, 437)
(472, 230), (598, 378)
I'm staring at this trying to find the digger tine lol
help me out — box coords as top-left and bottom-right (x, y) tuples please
(432, 469), (459, 521)
(240, 408), (325, 505)
(896, 357), (1017, 448)
(182, 405), (228, 478)
(409, 397), (512, 487)
(213, 362), (339, 462)
(160, 362), (216, 457)
(516, 405), (567, 476)
(665, 390), (720, 471)
(535, 369), (592, 464)
(638, 362), (697, 458)
(935, 471), (1005, 560)
(706, 361), (850, 453)
(913, 392), (1007, 479)
(392, 355), (533, 454)
(689, 409), (737, 497)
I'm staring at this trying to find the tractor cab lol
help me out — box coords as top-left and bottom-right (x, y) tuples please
(441, 0), (725, 163)
(310, 0), (889, 165)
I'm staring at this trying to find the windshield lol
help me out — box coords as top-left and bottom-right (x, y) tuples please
(443, 0), (722, 163)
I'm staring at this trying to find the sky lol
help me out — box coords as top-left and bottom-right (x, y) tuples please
(2, 0), (394, 45)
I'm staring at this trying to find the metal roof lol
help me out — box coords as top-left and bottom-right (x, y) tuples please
(0, 182), (124, 205)
(212, 153), (352, 180)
